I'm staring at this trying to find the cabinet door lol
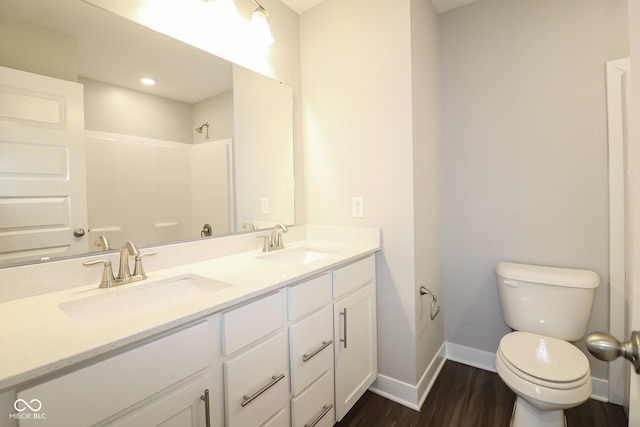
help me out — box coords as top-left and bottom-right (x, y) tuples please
(334, 284), (377, 421)
(17, 322), (211, 427)
(108, 374), (215, 427)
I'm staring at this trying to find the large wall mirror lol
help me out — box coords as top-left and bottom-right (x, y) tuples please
(0, 0), (295, 267)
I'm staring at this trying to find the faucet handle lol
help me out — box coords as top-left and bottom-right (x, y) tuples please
(83, 259), (115, 289)
(257, 233), (271, 252)
(133, 252), (157, 279)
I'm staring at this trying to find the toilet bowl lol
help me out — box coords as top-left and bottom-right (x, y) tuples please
(496, 332), (592, 427)
(495, 262), (600, 427)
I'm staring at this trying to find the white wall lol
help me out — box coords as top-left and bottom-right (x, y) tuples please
(192, 91), (234, 142)
(82, 78), (192, 142)
(233, 65), (295, 229)
(411, 0), (445, 393)
(301, 0), (444, 404)
(440, 0), (629, 382)
(0, 13), (77, 81)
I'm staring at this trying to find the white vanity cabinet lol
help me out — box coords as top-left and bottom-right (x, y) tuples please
(4, 251), (378, 427)
(332, 255), (378, 421)
(16, 320), (221, 427)
(221, 291), (289, 427)
(287, 273), (335, 427)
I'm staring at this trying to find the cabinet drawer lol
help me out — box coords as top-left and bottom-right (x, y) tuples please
(17, 321), (211, 427)
(333, 255), (375, 298)
(289, 306), (333, 395)
(264, 408), (289, 427)
(291, 370), (335, 427)
(288, 273), (332, 320)
(224, 332), (288, 427)
(222, 292), (283, 355)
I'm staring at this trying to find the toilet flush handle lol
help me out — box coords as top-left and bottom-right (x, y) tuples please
(586, 331), (640, 374)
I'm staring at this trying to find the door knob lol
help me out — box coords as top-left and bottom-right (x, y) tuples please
(586, 331), (640, 374)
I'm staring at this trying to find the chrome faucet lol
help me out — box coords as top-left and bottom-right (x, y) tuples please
(257, 223), (288, 252)
(270, 223), (288, 250)
(117, 241), (140, 281)
(93, 235), (112, 251)
(242, 220), (256, 231)
(83, 241), (156, 288)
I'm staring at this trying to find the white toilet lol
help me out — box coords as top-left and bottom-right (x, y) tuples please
(495, 261), (600, 427)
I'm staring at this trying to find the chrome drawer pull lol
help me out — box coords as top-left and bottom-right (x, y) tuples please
(340, 308), (348, 348)
(241, 373), (285, 407)
(305, 404), (334, 427)
(303, 340), (333, 362)
(200, 389), (211, 427)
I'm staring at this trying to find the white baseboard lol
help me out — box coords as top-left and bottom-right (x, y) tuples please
(590, 377), (609, 402)
(369, 343), (446, 410)
(371, 341), (611, 409)
(445, 341), (497, 372)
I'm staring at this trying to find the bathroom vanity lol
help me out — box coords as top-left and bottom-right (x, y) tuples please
(0, 226), (379, 427)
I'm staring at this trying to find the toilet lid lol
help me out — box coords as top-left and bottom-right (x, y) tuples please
(499, 332), (589, 383)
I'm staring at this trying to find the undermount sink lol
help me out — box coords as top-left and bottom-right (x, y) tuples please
(258, 246), (336, 265)
(58, 275), (232, 326)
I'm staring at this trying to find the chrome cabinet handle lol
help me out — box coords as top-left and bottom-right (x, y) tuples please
(303, 340), (333, 362)
(241, 373), (285, 407)
(200, 389), (211, 427)
(305, 404), (334, 427)
(340, 308), (348, 348)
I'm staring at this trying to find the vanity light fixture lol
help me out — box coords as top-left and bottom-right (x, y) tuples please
(206, 0), (274, 46)
(213, 0), (240, 23)
(249, 0), (274, 46)
(195, 122), (210, 139)
(139, 76), (156, 86)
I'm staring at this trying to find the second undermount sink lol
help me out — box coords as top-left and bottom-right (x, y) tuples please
(258, 246), (337, 265)
(58, 275), (232, 327)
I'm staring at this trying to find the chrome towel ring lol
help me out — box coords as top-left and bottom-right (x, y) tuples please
(420, 286), (441, 320)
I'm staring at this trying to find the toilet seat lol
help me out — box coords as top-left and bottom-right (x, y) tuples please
(498, 332), (590, 390)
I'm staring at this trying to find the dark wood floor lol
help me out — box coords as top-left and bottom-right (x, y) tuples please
(335, 360), (628, 427)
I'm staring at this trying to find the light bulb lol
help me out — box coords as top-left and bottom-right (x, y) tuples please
(250, 7), (274, 46)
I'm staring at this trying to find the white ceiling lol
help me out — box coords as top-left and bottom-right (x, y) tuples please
(1, 0), (233, 104)
(280, 0), (325, 14)
(280, 0), (476, 14)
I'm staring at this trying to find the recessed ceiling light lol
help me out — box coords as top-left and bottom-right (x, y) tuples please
(140, 77), (156, 86)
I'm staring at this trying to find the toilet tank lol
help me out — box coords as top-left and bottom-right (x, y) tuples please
(496, 261), (600, 341)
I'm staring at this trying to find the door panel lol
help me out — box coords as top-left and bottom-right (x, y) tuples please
(0, 66), (88, 264)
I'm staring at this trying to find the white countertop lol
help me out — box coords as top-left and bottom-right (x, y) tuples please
(0, 227), (379, 392)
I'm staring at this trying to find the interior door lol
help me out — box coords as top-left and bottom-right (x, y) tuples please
(0, 66), (88, 264)
(628, 2), (640, 422)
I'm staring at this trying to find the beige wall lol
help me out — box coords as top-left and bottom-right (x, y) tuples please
(82, 78), (193, 142)
(411, 0), (445, 392)
(301, 0), (444, 402)
(0, 13), (77, 81)
(440, 0), (629, 382)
